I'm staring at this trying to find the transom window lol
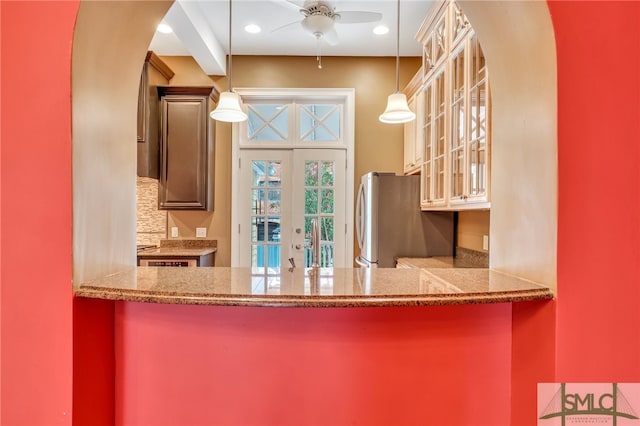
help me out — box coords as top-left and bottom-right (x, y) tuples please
(242, 99), (344, 147)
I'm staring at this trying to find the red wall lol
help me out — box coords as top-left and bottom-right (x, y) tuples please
(115, 302), (513, 426)
(2, 1), (640, 425)
(549, 0), (640, 381)
(0, 1), (78, 424)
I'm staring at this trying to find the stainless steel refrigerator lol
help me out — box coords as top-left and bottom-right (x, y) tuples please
(355, 172), (455, 267)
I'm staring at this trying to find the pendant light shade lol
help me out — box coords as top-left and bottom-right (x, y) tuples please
(379, 93), (415, 123)
(210, 91), (247, 122)
(210, 0), (247, 122)
(379, 0), (416, 124)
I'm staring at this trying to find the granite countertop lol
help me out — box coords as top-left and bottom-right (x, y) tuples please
(137, 247), (217, 257)
(396, 256), (481, 269)
(137, 239), (217, 257)
(75, 266), (553, 307)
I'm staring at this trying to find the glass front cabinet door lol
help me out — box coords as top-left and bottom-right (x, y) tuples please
(413, 0), (491, 211)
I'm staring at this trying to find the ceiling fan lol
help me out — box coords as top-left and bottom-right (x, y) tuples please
(271, 0), (383, 46)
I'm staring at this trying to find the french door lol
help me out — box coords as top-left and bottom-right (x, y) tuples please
(237, 149), (347, 270)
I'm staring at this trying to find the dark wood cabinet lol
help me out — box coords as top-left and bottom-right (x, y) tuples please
(157, 86), (218, 210)
(137, 52), (174, 178)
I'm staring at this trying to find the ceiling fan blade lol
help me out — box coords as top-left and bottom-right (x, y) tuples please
(335, 11), (382, 24)
(268, 0), (305, 13)
(322, 28), (339, 45)
(271, 20), (302, 33)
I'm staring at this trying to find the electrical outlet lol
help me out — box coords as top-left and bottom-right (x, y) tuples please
(482, 235), (489, 251)
(171, 227), (179, 238)
(196, 227), (207, 238)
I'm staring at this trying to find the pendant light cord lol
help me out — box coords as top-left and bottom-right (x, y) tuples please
(394, 0), (400, 93)
(228, 0), (233, 92)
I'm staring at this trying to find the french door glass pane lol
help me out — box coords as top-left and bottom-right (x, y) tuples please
(320, 161), (334, 186)
(250, 159), (282, 270)
(305, 161), (318, 185)
(267, 190), (281, 214)
(305, 189), (318, 214)
(304, 159), (335, 267)
(321, 189), (334, 213)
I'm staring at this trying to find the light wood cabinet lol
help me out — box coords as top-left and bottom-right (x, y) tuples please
(403, 72), (424, 175)
(157, 86), (218, 211)
(417, 0), (491, 211)
(421, 69), (448, 208)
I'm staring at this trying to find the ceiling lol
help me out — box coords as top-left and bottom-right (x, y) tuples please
(148, 0), (435, 75)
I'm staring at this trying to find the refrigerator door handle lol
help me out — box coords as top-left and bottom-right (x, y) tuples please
(355, 182), (366, 251)
(355, 255), (376, 268)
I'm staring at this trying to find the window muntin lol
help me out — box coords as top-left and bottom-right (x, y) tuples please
(241, 100), (343, 146)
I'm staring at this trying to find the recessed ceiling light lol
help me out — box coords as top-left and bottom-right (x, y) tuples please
(373, 25), (389, 35)
(157, 23), (173, 34)
(244, 24), (261, 34)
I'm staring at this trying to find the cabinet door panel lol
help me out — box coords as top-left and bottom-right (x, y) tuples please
(158, 87), (216, 210)
(162, 100), (206, 207)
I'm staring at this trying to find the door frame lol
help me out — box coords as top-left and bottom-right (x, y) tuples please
(230, 88), (355, 268)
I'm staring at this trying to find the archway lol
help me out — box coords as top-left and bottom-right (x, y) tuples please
(460, 1), (557, 288)
(72, 1), (557, 290)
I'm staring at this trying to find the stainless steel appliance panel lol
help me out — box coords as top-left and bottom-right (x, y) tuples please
(355, 172), (454, 267)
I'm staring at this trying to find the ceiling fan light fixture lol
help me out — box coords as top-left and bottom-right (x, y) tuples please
(210, 91), (248, 122)
(210, 0), (247, 123)
(302, 14), (334, 35)
(380, 0), (415, 124)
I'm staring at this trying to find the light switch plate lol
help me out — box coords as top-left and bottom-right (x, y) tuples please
(196, 227), (207, 238)
(482, 235), (489, 251)
(171, 227), (179, 238)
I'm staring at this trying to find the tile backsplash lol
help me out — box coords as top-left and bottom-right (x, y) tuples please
(136, 176), (167, 246)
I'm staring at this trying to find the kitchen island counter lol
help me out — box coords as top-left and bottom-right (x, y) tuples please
(75, 266), (553, 307)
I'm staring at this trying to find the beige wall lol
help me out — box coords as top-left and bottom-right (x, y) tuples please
(460, 1), (557, 289)
(457, 210), (490, 252)
(72, 1), (172, 284)
(153, 55), (421, 266)
(221, 56), (421, 182)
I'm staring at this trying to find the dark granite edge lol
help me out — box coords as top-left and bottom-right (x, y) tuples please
(75, 287), (554, 308)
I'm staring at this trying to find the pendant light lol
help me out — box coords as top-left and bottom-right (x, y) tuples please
(210, 0), (247, 122)
(379, 0), (416, 124)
